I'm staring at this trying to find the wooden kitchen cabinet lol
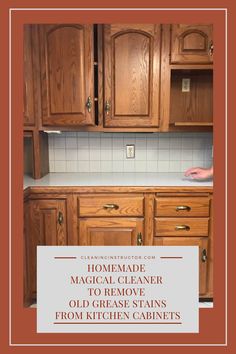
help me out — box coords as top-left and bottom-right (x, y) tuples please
(30, 199), (67, 245)
(153, 237), (209, 295)
(155, 217), (209, 237)
(24, 188), (213, 305)
(78, 194), (144, 217)
(103, 24), (161, 128)
(23, 23), (214, 133)
(78, 193), (145, 245)
(23, 25), (41, 128)
(39, 24), (95, 127)
(26, 199), (68, 302)
(170, 24), (213, 64)
(169, 69), (213, 126)
(160, 24), (213, 131)
(79, 218), (144, 246)
(154, 193), (212, 297)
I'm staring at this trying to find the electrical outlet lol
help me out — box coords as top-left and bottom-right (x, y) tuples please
(182, 78), (191, 92)
(126, 144), (135, 159)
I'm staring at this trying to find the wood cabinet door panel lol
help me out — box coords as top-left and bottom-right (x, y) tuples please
(31, 199), (67, 245)
(154, 237), (208, 295)
(155, 217), (209, 236)
(104, 24), (160, 127)
(79, 218), (144, 246)
(28, 199), (67, 299)
(39, 24), (94, 126)
(155, 197), (210, 217)
(23, 25), (36, 126)
(171, 24), (213, 64)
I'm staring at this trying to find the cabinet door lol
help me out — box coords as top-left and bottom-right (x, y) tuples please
(28, 199), (67, 301)
(79, 218), (144, 246)
(104, 24), (160, 127)
(171, 24), (213, 64)
(23, 25), (35, 127)
(39, 24), (94, 126)
(154, 237), (208, 296)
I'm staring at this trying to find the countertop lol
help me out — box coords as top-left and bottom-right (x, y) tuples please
(24, 173), (213, 189)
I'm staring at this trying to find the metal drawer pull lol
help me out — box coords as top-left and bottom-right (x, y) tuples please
(103, 203), (119, 210)
(86, 96), (92, 113)
(175, 225), (190, 231)
(137, 232), (143, 246)
(105, 100), (110, 115)
(176, 205), (191, 211)
(209, 41), (214, 56)
(58, 211), (63, 225)
(201, 249), (207, 262)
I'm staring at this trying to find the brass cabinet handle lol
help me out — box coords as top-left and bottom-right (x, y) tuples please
(104, 100), (110, 115)
(86, 96), (92, 113)
(176, 205), (191, 211)
(103, 203), (119, 210)
(175, 225), (190, 231)
(137, 232), (143, 246)
(209, 40), (214, 56)
(201, 249), (207, 262)
(58, 211), (63, 225)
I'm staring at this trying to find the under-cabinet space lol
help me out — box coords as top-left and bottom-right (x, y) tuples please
(24, 136), (34, 176)
(24, 131), (49, 179)
(170, 70), (213, 126)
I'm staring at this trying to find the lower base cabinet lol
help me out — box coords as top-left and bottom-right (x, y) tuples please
(153, 237), (208, 296)
(79, 218), (144, 246)
(24, 189), (213, 305)
(24, 198), (67, 305)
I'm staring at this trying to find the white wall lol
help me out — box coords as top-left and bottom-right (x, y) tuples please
(48, 132), (213, 173)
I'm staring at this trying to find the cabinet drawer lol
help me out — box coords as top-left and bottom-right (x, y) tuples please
(155, 197), (210, 217)
(155, 218), (209, 236)
(78, 194), (144, 217)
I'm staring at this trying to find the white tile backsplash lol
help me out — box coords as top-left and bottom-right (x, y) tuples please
(147, 160), (158, 172)
(49, 132), (213, 173)
(77, 161), (90, 172)
(66, 149), (77, 160)
(54, 137), (65, 149)
(54, 149), (65, 160)
(66, 160), (77, 172)
(124, 160), (135, 172)
(54, 160), (66, 172)
(66, 137), (77, 149)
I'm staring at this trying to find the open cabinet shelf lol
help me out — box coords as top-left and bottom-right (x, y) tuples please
(170, 69), (213, 126)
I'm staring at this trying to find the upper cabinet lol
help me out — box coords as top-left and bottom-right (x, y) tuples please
(103, 24), (161, 128)
(23, 25), (39, 127)
(39, 24), (95, 127)
(23, 23), (213, 133)
(170, 24), (213, 64)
